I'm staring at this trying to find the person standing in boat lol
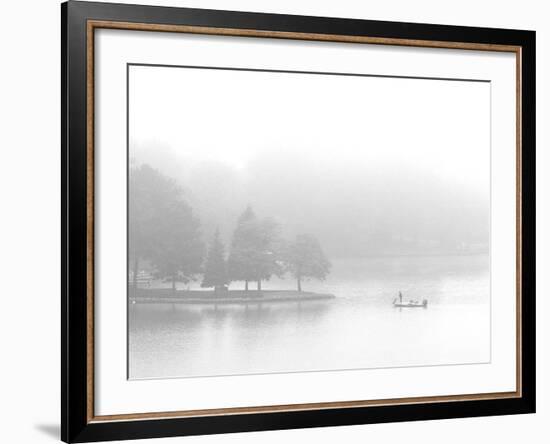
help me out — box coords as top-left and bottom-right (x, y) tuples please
(398, 291), (403, 304)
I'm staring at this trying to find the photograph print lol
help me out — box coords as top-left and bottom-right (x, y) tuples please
(128, 63), (490, 380)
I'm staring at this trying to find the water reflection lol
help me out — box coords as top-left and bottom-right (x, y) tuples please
(129, 255), (490, 379)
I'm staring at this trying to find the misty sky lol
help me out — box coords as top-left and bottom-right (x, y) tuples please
(129, 65), (490, 257)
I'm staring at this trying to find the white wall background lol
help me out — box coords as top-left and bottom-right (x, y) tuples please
(0, 0), (547, 443)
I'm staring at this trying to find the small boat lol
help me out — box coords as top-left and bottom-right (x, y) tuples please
(393, 298), (428, 308)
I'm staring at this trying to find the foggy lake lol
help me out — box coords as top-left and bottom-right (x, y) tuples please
(128, 254), (490, 379)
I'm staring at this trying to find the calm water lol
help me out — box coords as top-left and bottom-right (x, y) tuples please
(129, 255), (490, 379)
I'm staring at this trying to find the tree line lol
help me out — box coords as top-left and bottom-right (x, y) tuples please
(129, 164), (331, 294)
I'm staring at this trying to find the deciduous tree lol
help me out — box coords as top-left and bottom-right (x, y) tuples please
(285, 234), (331, 292)
(129, 163), (204, 294)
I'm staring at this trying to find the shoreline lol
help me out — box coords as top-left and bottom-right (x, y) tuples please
(130, 289), (335, 305)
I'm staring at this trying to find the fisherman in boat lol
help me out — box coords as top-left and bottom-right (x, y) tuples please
(398, 291), (403, 304)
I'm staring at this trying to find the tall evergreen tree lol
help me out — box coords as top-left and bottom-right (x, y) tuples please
(285, 234), (331, 292)
(201, 229), (229, 291)
(252, 217), (283, 290)
(227, 206), (257, 291)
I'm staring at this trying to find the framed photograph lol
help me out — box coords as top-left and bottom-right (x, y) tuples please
(61, 1), (535, 442)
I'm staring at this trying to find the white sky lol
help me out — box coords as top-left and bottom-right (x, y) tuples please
(129, 64), (490, 194)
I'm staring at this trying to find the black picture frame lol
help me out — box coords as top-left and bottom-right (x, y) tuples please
(62, 1), (536, 442)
